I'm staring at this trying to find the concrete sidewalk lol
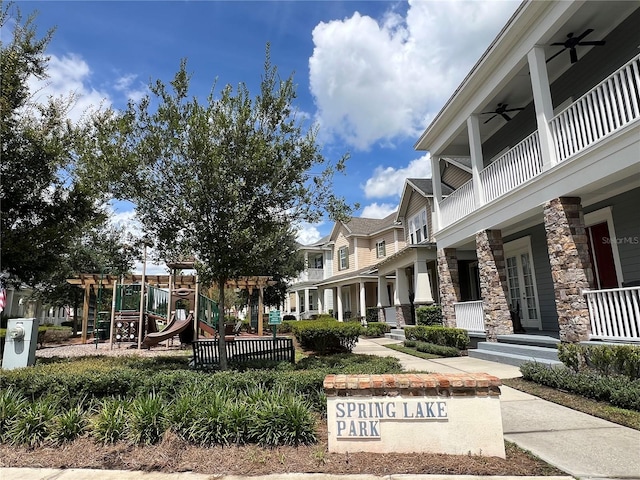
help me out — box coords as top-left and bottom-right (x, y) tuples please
(353, 337), (640, 480)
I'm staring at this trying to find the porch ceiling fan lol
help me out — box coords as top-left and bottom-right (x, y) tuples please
(546, 29), (605, 64)
(480, 103), (525, 124)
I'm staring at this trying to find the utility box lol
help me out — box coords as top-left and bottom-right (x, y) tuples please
(2, 318), (39, 370)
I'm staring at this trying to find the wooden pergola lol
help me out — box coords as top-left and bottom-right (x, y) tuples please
(225, 276), (277, 336)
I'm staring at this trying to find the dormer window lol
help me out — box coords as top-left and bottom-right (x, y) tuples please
(409, 209), (428, 244)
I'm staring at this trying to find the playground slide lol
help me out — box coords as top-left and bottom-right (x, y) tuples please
(141, 313), (193, 348)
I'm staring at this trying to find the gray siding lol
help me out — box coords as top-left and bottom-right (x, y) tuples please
(585, 187), (640, 285)
(504, 225), (558, 332)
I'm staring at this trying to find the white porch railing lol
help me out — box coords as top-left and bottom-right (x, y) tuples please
(551, 54), (640, 163)
(439, 179), (475, 228)
(306, 268), (324, 281)
(480, 131), (542, 203)
(438, 53), (640, 230)
(453, 300), (485, 333)
(584, 286), (640, 342)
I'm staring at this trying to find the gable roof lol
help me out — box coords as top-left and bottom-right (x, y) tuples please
(329, 211), (399, 241)
(397, 178), (453, 219)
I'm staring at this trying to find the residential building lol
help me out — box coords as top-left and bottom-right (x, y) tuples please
(415, 0), (640, 344)
(284, 236), (334, 319)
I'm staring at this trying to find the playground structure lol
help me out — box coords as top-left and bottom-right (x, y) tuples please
(67, 268), (277, 349)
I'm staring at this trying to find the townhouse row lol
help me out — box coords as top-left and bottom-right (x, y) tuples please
(286, 0), (640, 345)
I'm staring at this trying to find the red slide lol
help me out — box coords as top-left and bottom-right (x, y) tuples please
(141, 313), (193, 348)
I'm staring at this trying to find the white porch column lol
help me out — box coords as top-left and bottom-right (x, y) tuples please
(431, 155), (443, 232)
(284, 292), (290, 315)
(359, 281), (366, 317)
(377, 274), (390, 307)
(413, 257), (434, 305)
(304, 287), (310, 315)
(336, 285), (344, 322)
(394, 268), (410, 305)
(528, 45), (557, 170)
(317, 287), (323, 314)
(467, 115), (485, 208)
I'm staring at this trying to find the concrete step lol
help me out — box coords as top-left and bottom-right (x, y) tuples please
(496, 333), (560, 348)
(386, 329), (405, 341)
(469, 343), (563, 368)
(476, 341), (560, 361)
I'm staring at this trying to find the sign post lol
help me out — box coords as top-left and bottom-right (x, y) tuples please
(268, 310), (281, 341)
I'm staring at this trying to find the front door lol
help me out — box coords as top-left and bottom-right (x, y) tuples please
(586, 221), (618, 289)
(504, 239), (542, 330)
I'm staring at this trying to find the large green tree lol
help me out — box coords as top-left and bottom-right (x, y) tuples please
(0, 4), (111, 287)
(85, 52), (353, 368)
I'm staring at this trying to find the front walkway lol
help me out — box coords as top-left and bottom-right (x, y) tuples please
(353, 337), (640, 480)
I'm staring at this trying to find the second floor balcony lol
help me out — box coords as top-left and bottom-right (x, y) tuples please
(438, 53), (640, 231)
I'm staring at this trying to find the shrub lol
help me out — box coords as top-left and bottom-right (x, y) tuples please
(415, 305), (443, 325)
(366, 307), (378, 323)
(91, 398), (128, 444)
(291, 319), (363, 354)
(557, 343), (640, 380)
(520, 362), (640, 411)
(406, 340), (461, 357)
(363, 322), (390, 337)
(283, 315), (296, 321)
(0, 388), (28, 443)
(7, 397), (58, 447)
(48, 404), (88, 445)
(404, 325), (469, 350)
(38, 326), (72, 345)
(128, 393), (168, 445)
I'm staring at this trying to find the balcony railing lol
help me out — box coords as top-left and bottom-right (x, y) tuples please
(453, 300), (485, 333)
(584, 286), (640, 342)
(551, 55), (640, 163)
(439, 53), (640, 230)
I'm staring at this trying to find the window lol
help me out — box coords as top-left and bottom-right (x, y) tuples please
(408, 209), (428, 244)
(338, 246), (349, 270)
(376, 240), (386, 258)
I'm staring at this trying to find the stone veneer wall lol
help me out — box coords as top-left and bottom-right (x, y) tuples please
(544, 197), (593, 342)
(437, 248), (460, 328)
(476, 230), (513, 341)
(395, 305), (413, 327)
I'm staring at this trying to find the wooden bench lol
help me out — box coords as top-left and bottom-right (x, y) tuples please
(192, 337), (295, 369)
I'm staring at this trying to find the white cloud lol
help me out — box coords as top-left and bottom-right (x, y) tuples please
(309, 0), (519, 150)
(113, 73), (148, 103)
(363, 153), (431, 199)
(360, 202), (398, 219)
(295, 222), (324, 245)
(27, 53), (111, 122)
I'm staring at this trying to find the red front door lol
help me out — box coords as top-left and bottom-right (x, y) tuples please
(586, 222), (619, 289)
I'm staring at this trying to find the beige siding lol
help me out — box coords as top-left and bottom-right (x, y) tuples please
(405, 192), (429, 244)
(442, 164), (471, 190)
(370, 229), (401, 264)
(334, 229), (354, 273)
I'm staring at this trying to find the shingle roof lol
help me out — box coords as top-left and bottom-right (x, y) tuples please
(406, 178), (454, 196)
(344, 211), (398, 236)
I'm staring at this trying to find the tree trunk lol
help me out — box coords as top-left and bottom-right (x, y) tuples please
(217, 277), (228, 370)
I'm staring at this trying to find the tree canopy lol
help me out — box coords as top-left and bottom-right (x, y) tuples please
(84, 50), (353, 368)
(0, 4), (122, 289)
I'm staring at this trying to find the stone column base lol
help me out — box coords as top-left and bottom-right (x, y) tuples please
(396, 305), (413, 327)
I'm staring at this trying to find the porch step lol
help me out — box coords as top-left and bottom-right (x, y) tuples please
(469, 341), (562, 367)
(386, 328), (405, 341)
(496, 333), (560, 348)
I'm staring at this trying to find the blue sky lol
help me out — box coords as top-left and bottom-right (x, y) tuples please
(12, 0), (520, 272)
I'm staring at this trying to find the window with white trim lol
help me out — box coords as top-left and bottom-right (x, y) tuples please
(376, 240), (386, 258)
(408, 209), (428, 244)
(338, 246), (349, 270)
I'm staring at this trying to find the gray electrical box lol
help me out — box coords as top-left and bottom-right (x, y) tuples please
(2, 317), (39, 370)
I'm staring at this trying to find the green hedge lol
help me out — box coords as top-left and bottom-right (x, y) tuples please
(520, 362), (640, 411)
(363, 322), (390, 337)
(557, 343), (640, 380)
(415, 305), (443, 326)
(404, 340), (460, 357)
(291, 319), (363, 354)
(404, 325), (469, 350)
